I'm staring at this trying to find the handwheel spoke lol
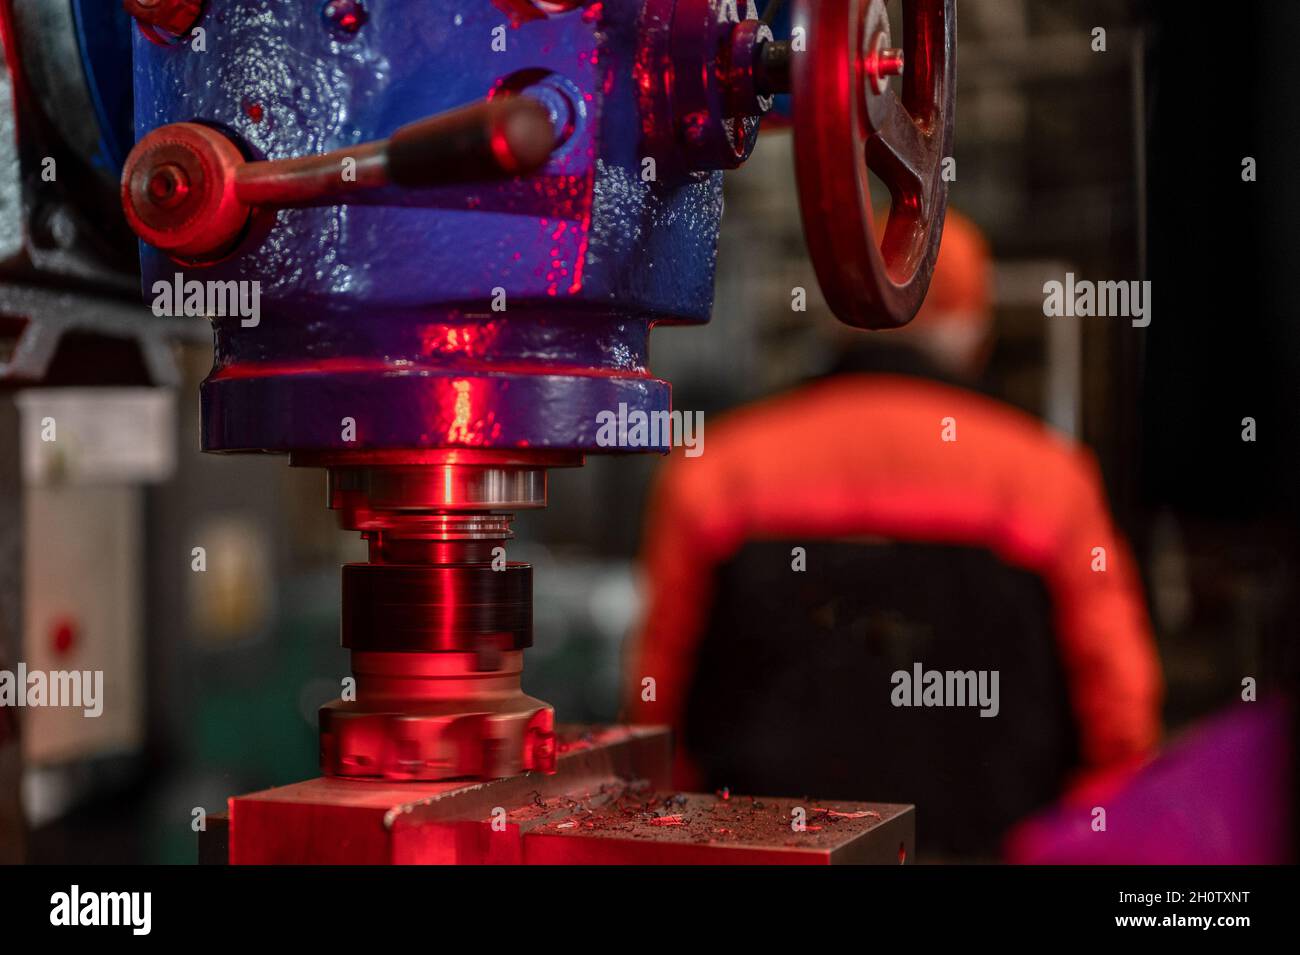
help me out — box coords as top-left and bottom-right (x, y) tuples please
(866, 92), (936, 214)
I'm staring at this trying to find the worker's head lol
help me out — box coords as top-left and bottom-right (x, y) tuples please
(853, 208), (994, 379)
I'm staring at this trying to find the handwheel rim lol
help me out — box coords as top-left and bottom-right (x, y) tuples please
(792, 0), (955, 329)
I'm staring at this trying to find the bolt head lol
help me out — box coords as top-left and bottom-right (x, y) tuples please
(322, 0), (368, 39)
(865, 30), (903, 95)
(146, 163), (191, 209)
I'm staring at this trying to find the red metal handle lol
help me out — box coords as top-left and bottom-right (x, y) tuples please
(791, 0), (955, 329)
(121, 96), (557, 262)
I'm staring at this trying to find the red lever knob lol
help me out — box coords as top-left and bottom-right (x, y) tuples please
(121, 96), (557, 262)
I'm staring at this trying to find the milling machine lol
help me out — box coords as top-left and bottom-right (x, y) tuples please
(111, 0), (955, 864)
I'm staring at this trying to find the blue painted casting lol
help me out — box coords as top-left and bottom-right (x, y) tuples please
(132, 0), (732, 454)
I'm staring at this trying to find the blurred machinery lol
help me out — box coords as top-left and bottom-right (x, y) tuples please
(108, 0), (952, 863)
(0, 0), (206, 856)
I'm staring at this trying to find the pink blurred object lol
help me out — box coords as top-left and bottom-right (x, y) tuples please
(1006, 699), (1293, 864)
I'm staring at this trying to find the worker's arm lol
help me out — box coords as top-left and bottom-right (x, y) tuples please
(1048, 449), (1163, 776)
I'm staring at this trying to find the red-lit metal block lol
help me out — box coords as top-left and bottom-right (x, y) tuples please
(226, 726), (672, 864)
(220, 726), (914, 865)
(524, 793), (914, 865)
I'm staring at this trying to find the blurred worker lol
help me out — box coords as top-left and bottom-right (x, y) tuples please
(624, 211), (1162, 859)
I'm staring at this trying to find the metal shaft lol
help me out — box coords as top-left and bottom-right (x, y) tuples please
(234, 96), (557, 207)
(317, 460), (558, 782)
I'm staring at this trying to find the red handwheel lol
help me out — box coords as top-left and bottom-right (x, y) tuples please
(791, 0), (955, 329)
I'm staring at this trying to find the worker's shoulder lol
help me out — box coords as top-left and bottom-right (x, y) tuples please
(706, 373), (1043, 440)
(701, 373), (1100, 484)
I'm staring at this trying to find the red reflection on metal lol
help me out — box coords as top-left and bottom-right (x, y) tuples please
(540, 218), (576, 296)
(208, 357), (648, 381)
(524, 709), (557, 773)
(568, 208), (590, 294)
(489, 0), (546, 26)
(418, 321), (500, 360)
(323, 0), (367, 35)
(222, 726), (915, 865)
(488, 121), (520, 174)
(445, 378), (478, 445)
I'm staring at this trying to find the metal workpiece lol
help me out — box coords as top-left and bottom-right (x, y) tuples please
(225, 725), (672, 863)
(524, 792), (915, 865)
(222, 725), (914, 864)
